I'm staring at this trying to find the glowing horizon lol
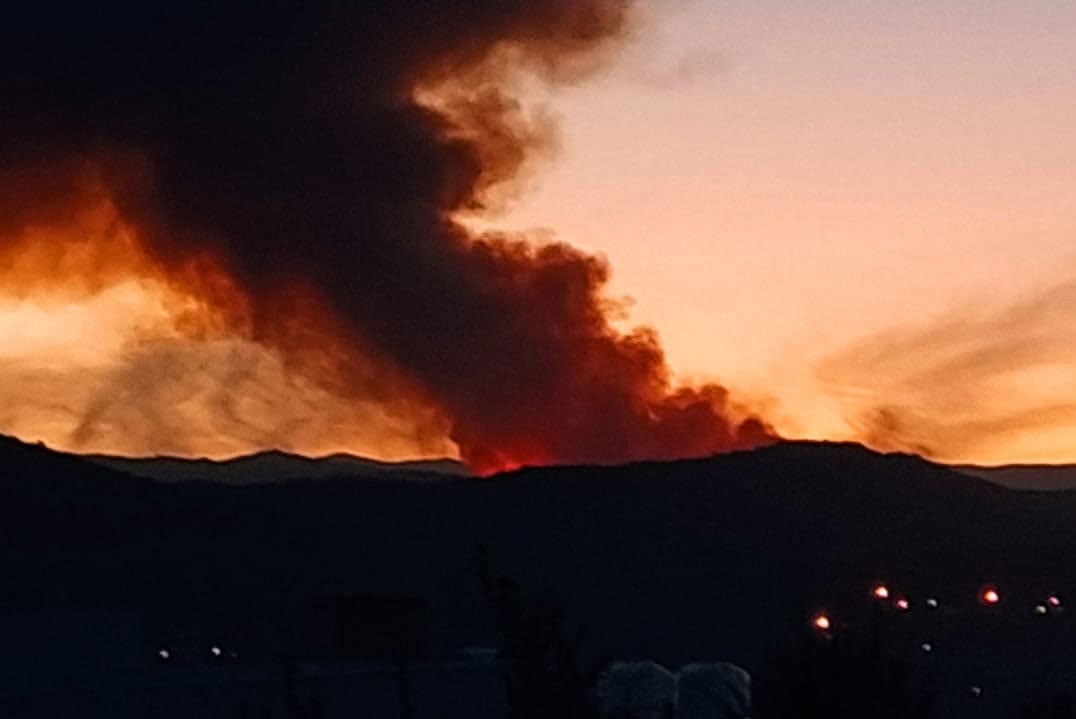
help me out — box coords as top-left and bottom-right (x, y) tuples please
(490, 1), (1076, 464)
(1, 1), (1074, 466)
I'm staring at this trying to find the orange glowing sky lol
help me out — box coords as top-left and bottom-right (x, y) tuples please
(486, 1), (1076, 464)
(3, 1), (1075, 465)
(0, 194), (453, 461)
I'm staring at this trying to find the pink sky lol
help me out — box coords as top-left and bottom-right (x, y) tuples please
(485, 0), (1076, 463)
(1, 1), (1073, 465)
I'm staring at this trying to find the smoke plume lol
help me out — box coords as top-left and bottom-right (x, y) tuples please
(818, 281), (1076, 464)
(0, 1), (774, 471)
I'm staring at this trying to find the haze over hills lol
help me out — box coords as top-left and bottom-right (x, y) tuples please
(953, 463), (1076, 491)
(86, 449), (471, 484)
(77, 439), (1076, 490)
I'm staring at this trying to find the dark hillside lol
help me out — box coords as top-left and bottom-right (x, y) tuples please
(2, 436), (1074, 681)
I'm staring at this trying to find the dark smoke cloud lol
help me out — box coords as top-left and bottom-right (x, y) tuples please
(0, 1), (775, 470)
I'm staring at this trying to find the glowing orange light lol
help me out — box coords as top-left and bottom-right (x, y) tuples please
(982, 588), (1000, 605)
(872, 584), (890, 600)
(895, 597), (910, 611)
(813, 613), (831, 631)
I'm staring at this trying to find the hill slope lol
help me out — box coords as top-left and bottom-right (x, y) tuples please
(85, 448), (470, 483)
(2, 436), (1075, 675)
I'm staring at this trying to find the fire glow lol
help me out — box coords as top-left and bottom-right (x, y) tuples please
(0, 182), (453, 460)
(0, 2), (777, 471)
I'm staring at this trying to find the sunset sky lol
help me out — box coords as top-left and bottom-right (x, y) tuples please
(1, 1), (1073, 465)
(492, 0), (1076, 463)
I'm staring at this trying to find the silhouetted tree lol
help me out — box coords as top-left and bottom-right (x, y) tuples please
(477, 544), (603, 719)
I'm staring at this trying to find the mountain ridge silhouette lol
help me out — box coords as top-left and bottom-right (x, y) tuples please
(1, 432), (1074, 676)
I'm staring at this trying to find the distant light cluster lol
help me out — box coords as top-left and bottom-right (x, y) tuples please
(811, 582), (1067, 702)
(155, 644), (238, 663)
(814, 582), (1065, 632)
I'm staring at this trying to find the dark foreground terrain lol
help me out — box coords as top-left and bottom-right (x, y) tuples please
(2, 435), (1076, 717)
